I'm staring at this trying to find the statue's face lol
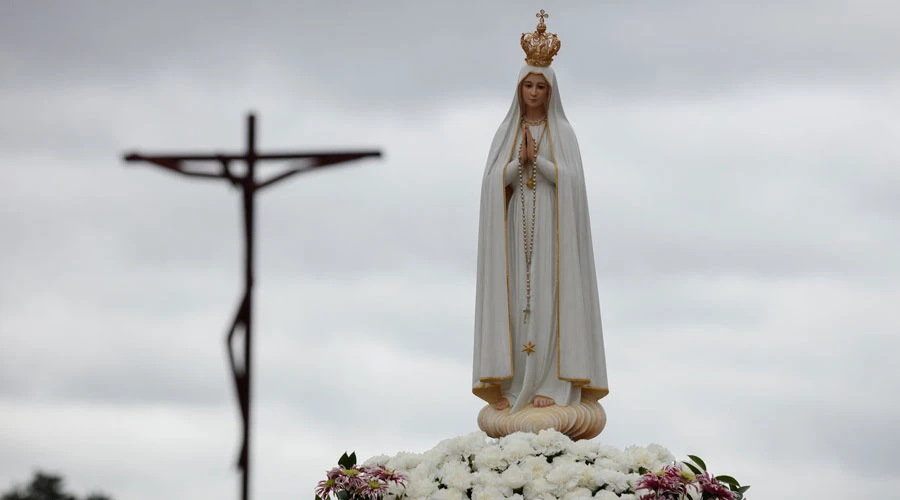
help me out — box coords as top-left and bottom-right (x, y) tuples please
(520, 73), (550, 113)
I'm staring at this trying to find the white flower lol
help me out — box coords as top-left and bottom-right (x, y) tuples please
(500, 464), (528, 489)
(595, 444), (623, 461)
(533, 428), (569, 456)
(546, 457), (583, 490)
(470, 484), (506, 500)
(499, 432), (537, 461)
(353, 432), (687, 500)
(430, 487), (467, 500)
(594, 457), (623, 473)
(381, 451), (423, 471)
(647, 443), (675, 464)
(403, 470), (438, 499)
(595, 469), (630, 493)
(569, 439), (599, 460)
(561, 487), (594, 500)
(593, 490), (620, 500)
(577, 462), (602, 489)
(438, 460), (473, 491)
(385, 482), (406, 497)
(473, 444), (507, 471)
(442, 431), (490, 457)
(363, 453), (390, 465)
(519, 455), (551, 478)
(623, 445), (659, 471)
(461, 433), (491, 455)
(523, 477), (555, 498)
(410, 461), (438, 480)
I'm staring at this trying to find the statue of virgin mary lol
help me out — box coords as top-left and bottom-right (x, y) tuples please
(472, 11), (608, 417)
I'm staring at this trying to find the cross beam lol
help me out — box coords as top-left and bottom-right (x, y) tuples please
(123, 113), (380, 500)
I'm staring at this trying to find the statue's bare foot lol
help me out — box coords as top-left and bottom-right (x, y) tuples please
(533, 395), (555, 408)
(492, 397), (511, 411)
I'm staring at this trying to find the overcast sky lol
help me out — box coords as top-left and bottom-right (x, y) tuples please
(2, 1), (899, 499)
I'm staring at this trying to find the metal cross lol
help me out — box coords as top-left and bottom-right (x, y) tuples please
(123, 113), (380, 500)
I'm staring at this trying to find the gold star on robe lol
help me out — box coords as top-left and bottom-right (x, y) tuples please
(522, 341), (536, 355)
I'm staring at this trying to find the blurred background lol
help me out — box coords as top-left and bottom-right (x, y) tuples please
(2, 1), (898, 499)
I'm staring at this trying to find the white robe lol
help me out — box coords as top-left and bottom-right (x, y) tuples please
(472, 65), (608, 413)
(502, 123), (579, 412)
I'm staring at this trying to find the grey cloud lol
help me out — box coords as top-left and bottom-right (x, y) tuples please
(3, 1), (899, 105)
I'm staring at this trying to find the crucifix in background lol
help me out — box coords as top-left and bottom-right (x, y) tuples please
(123, 113), (380, 500)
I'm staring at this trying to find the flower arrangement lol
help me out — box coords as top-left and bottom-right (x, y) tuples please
(316, 451), (408, 500)
(635, 456), (749, 500)
(315, 430), (749, 500)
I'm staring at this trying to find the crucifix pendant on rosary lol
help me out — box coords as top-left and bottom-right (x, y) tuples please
(523, 306), (531, 324)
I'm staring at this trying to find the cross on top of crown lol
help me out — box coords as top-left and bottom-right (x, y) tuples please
(536, 9), (549, 22)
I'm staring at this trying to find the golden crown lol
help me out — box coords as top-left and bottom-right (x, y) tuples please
(520, 10), (561, 67)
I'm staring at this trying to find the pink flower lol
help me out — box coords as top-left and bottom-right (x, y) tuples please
(363, 464), (408, 488)
(697, 472), (735, 500)
(334, 467), (367, 492)
(315, 476), (337, 499)
(636, 466), (691, 500)
(316, 463), (407, 500)
(361, 478), (388, 498)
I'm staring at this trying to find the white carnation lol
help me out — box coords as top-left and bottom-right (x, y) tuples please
(473, 444), (507, 471)
(403, 471), (438, 499)
(578, 462), (602, 489)
(593, 490), (620, 500)
(454, 431), (491, 456)
(594, 457), (623, 473)
(562, 487), (594, 500)
(430, 487), (467, 500)
(647, 443), (675, 465)
(533, 429), (569, 456)
(519, 455), (551, 478)
(569, 439), (599, 460)
(409, 461), (438, 482)
(623, 445), (658, 471)
(500, 464), (528, 489)
(470, 484), (506, 500)
(352, 432), (691, 500)
(472, 470), (511, 496)
(595, 444), (621, 458)
(523, 477), (555, 498)
(595, 469), (630, 493)
(382, 451), (423, 471)
(363, 453), (390, 465)
(550, 455), (578, 469)
(546, 457), (583, 490)
(438, 460), (472, 491)
(499, 432), (536, 461)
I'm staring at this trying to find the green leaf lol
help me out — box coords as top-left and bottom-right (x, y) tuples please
(337, 491), (351, 500)
(715, 475), (740, 487)
(683, 462), (702, 475)
(737, 485), (751, 493)
(637, 467), (648, 475)
(338, 452), (357, 469)
(686, 455), (707, 471)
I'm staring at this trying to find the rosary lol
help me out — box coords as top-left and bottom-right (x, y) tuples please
(517, 117), (547, 324)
